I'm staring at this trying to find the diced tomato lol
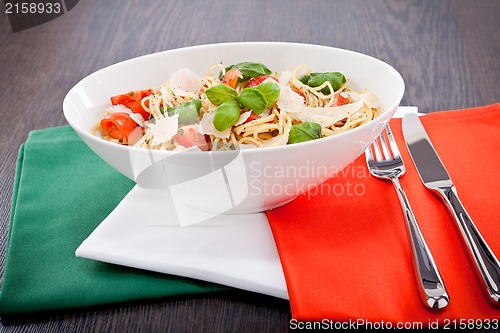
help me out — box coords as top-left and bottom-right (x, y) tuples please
(100, 112), (140, 143)
(291, 87), (306, 103)
(246, 75), (278, 87)
(244, 112), (260, 123)
(174, 125), (211, 151)
(110, 89), (154, 120)
(221, 68), (242, 89)
(110, 94), (131, 105)
(332, 95), (350, 127)
(333, 93), (350, 106)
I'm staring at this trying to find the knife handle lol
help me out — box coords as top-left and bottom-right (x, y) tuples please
(391, 177), (449, 309)
(436, 186), (500, 305)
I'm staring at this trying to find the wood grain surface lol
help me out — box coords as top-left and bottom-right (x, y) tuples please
(0, 0), (499, 332)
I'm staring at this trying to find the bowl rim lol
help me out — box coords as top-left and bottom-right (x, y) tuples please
(63, 41), (405, 156)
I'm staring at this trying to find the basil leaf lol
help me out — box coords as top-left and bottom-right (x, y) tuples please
(222, 62), (272, 82)
(298, 74), (310, 85)
(205, 84), (238, 106)
(235, 88), (268, 114)
(287, 122), (322, 144)
(167, 99), (202, 124)
(213, 100), (241, 131)
(305, 72), (346, 94)
(255, 81), (280, 106)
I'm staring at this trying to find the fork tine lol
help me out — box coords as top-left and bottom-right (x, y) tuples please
(365, 142), (375, 162)
(385, 125), (401, 158)
(372, 137), (383, 161)
(379, 128), (392, 159)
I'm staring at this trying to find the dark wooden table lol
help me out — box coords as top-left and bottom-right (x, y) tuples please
(1, 1), (499, 332)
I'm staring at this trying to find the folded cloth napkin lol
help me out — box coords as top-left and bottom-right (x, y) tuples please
(0, 127), (228, 317)
(74, 108), (417, 302)
(75, 186), (288, 300)
(266, 104), (500, 323)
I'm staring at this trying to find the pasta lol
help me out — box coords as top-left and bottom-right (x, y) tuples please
(96, 62), (380, 151)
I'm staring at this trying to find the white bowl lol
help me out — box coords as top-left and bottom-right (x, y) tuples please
(63, 42), (404, 215)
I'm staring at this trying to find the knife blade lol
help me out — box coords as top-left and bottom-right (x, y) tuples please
(402, 113), (500, 306)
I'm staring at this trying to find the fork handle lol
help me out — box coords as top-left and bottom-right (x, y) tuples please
(390, 176), (450, 309)
(434, 186), (500, 305)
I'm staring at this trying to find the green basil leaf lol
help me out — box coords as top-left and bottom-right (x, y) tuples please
(287, 122), (322, 144)
(255, 81), (280, 106)
(213, 100), (241, 131)
(205, 84), (238, 106)
(167, 99), (202, 124)
(306, 72), (346, 94)
(298, 74), (310, 85)
(235, 88), (268, 114)
(222, 62), (272, 82)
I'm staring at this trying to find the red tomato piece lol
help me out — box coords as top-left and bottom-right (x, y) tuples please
(110, 94), (132, 105)
(246, 75), (278, 87)
(100, 112), (140, 143)
(333, 93), (350, 106)
(290, 87), (306, 103)
(332, 95), (351, 127)
(110, 89), (154, 120)
(221, 68), (242, 89)
(174, 125), (211, 151)
(244, 112), (260, 123)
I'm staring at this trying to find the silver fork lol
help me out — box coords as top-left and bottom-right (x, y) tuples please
(365, 125), (449, 309)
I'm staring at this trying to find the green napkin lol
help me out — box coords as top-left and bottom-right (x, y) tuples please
(0, 126), (229, 317)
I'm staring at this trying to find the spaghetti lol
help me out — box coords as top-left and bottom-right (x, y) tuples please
(96, 62), (380, 151)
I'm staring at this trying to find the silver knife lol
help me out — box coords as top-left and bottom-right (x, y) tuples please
(402, 113), (500, 305)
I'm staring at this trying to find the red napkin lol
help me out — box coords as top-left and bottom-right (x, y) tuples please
(266, 104), (500, 324)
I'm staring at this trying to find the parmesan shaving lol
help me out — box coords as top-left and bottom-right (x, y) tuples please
(278, 71), (292, 85)
(147, 114), (179, 146)
(359, 90), (380, 108)
(129, 113), (145, 127)
(292, 112), (339, 128)
(198, 112), (231, 139)
(345, 90), (380, 108)
(302, 100), (364, 126)
(168, 68), (202, 96)
(235, 111), (252, 126)
(305, 99), (364, 117)
(277, 85), (305, 114)
(105, 104), (132, 115)
(279, 85), (365, 127)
